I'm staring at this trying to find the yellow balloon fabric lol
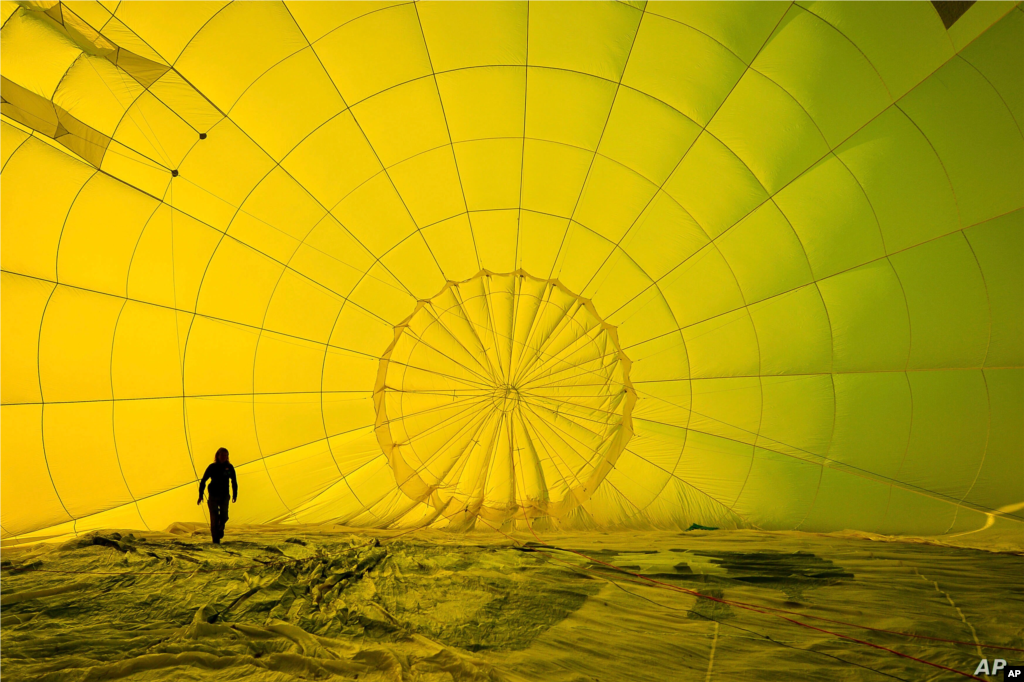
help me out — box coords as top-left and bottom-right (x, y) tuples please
(1, 1), (1021, 544)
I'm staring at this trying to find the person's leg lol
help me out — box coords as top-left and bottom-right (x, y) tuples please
(207, 496), (219, 542)
(215, 497), (228, 542)
(221, 497), (230, 539)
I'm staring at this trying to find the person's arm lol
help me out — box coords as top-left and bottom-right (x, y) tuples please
(229, 464), (238, 502)
(197, 465), (211, 504)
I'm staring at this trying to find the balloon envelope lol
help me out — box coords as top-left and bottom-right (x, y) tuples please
(1, 1), (1021, 546)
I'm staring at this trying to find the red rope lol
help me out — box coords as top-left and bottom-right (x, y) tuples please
(495, 511), (1022, 652)
(473, 518), (996, 681)
(542, 543), (991, 680)
(25, 565), (241, 576)
(698, 593), (1024, 652)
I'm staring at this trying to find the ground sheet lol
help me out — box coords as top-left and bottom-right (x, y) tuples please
(2, 527), (1021, 681)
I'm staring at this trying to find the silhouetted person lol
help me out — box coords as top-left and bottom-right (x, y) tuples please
(197, 447), (237, 544)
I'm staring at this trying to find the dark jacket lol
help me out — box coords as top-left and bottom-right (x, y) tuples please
(200, 462), (237, 499)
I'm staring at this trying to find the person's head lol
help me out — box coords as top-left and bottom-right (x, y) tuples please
(215, 447), (230, 464)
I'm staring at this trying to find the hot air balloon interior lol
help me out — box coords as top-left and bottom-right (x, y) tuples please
(1, 1), (1021, 680)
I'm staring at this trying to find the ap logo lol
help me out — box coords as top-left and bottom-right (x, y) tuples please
(973, 659), (1022, 679)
